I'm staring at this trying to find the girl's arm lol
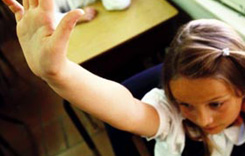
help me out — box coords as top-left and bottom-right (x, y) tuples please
(3, 0), (159, 137)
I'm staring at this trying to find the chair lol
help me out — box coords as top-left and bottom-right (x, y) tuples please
(0, 0), (21, 101)
(0, 49), (38, 156)
(0, 114), (37, 156)
(104, 63), (163, 156)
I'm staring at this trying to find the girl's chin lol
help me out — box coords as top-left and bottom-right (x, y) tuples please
(203, 126), (223, 134)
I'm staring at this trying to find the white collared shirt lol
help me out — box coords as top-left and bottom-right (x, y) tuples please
(141, 88), (245, 156)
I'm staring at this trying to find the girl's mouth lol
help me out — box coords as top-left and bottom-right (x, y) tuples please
(203, 125), (219, 132)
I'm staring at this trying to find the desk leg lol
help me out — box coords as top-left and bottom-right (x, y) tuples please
(63, 100), (101, 156)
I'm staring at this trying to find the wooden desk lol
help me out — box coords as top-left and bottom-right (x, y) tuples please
(67, 0), (178, 64)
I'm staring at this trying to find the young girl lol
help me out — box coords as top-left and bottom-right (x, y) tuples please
(2, 0), (245, 155)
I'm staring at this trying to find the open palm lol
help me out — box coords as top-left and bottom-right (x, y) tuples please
(3, 0), (84, 78)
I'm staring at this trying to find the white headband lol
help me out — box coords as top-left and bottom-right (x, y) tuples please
(222, 48), (230, 56)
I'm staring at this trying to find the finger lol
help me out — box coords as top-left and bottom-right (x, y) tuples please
(29, 0), (38, 8)
(2, 0), (24, 21)
(9, 5), (24, 21)
(39, 0), (54, 11)
(52, 9), (84, 51)
(22, 0), (29, 10)
(77, 7), (97, 23)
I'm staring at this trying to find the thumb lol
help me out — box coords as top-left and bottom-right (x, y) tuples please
(52, 9), (84, 51)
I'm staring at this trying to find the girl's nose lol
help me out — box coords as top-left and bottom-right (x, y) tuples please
(197, 110), (213, 127)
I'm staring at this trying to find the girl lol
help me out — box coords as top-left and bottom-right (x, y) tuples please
(2, 0), (245, 155)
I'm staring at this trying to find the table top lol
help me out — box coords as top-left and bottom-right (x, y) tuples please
(67, 0), (178, 64)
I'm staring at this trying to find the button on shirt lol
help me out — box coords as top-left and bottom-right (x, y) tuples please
(141, 88), (245, 156)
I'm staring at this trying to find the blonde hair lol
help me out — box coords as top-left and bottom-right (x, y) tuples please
(163, 19), (245, 155)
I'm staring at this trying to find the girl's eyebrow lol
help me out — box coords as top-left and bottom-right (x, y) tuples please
(174, 99), (189, 104)
(207, 95), (229, 102)
(174, 95), (229, 104)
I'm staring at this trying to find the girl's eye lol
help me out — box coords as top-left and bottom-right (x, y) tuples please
(209, 102), (223, 109)
(179, 103), (192, 108)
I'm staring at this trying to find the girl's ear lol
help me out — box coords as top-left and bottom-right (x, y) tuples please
(234, 97), (244, 126)
(242, 98), (245, 113)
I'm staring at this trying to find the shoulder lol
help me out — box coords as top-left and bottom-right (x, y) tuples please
(141, 88), (175, 113)
(142, 88), (186, 155)
(141, 88), (166, 104)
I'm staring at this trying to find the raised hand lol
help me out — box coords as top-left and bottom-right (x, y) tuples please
(2, 0), (84, 79)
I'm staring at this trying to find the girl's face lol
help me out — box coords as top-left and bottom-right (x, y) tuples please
(170, 77), (243, 134)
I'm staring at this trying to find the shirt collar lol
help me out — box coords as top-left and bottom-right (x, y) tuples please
(224, 123), (245, 145)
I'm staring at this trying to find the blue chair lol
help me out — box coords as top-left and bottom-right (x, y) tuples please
(105, 63), (163, 156)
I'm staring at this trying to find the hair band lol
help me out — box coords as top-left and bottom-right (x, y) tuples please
(222, 48), (230, 56)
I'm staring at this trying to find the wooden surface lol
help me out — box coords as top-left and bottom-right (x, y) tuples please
(67, 0), (178, 64)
